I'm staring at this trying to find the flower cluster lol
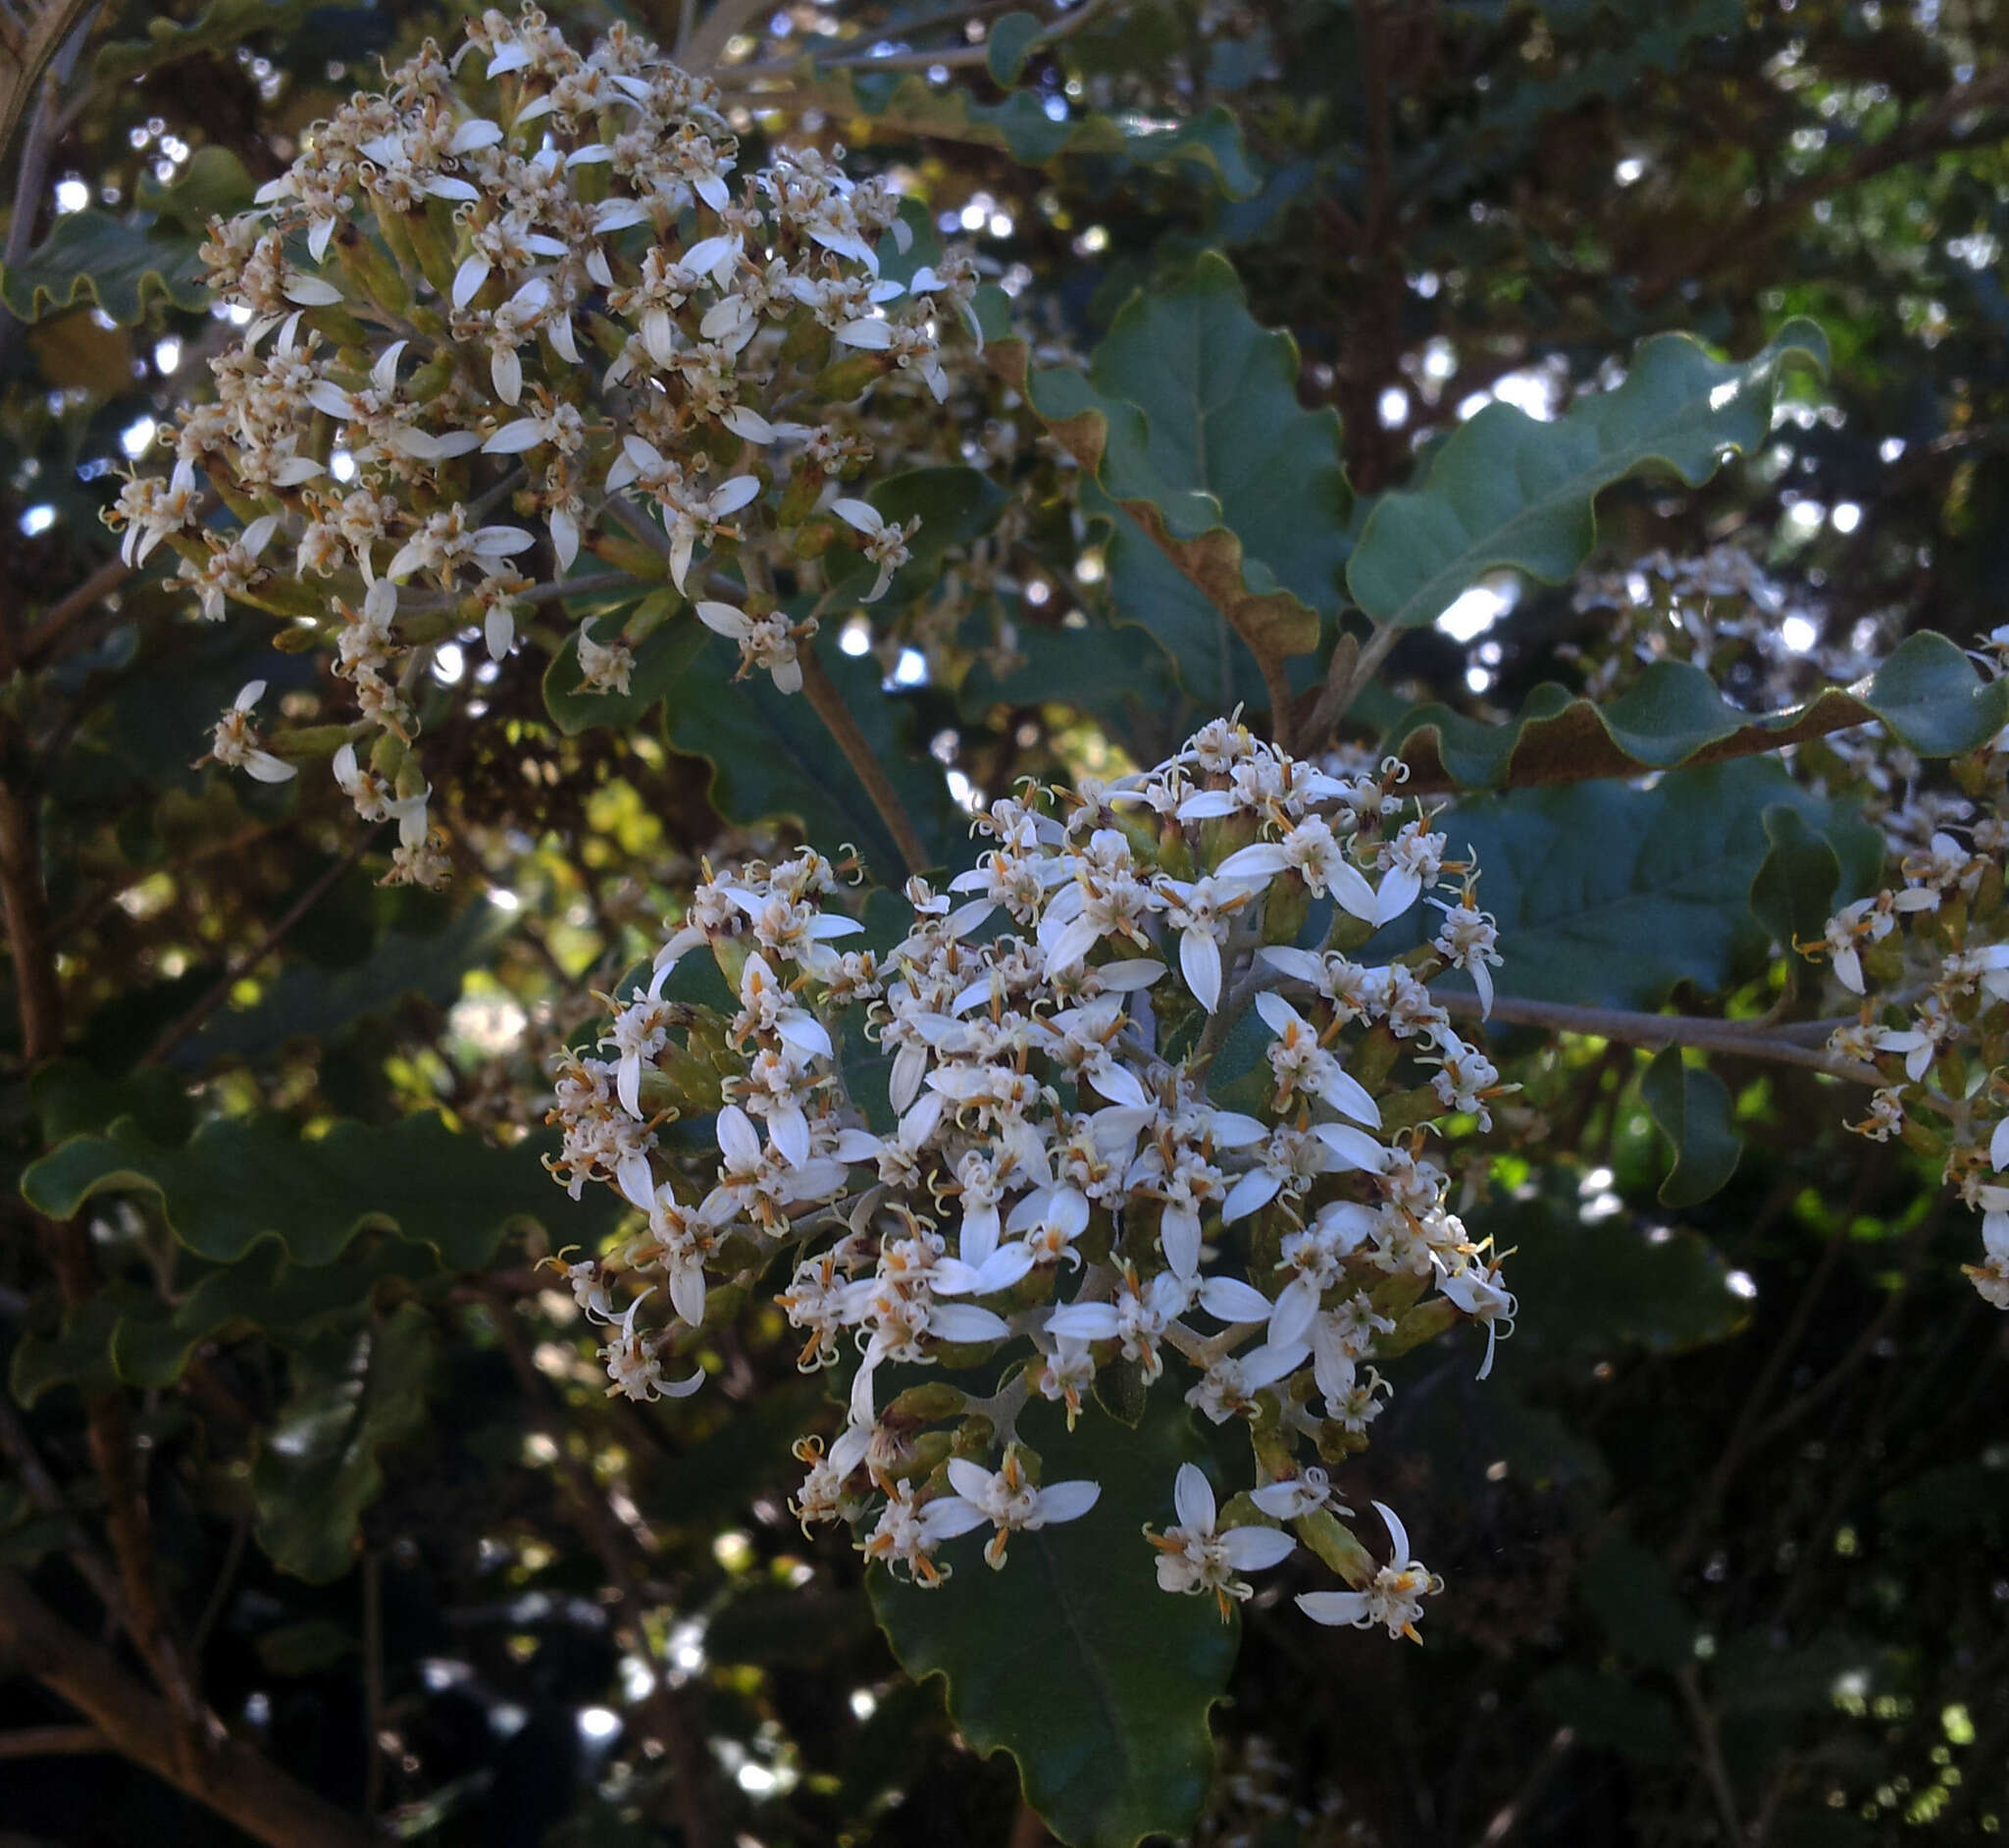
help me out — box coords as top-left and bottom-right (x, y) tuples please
(106, 6), (980, 884)
(1810, 793), (2009, 1309)
(546, 718), (1511, 1634)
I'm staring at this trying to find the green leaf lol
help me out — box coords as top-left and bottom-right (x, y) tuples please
(869, 1402), (1236, 1847)
(251, 1303), (435, 1581)
(986, 10), (1046, 84)
(665, 637), (960, 879)
(1640, 1050), (1741, 1208)
(1348, 319), (1829, 632)
(1580, 1535), (1699, 1670)
(1391, 632), (2009, 790)
(1371, 759), (1871, 1010)
(21, 1110), (613, 1268)
(995, 253), (1350, 700)
(0, 207), (208, 326)
(804, 68), (1258, 197)
(1749, 806), (1844, 966)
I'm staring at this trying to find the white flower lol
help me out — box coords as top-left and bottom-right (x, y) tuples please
(1146, 1463), (1296, 1619)
(920, 1453), (1101, 1567)
(831, 497), (917, 602)
(1435, 1258), (1517, 1379)
(1249, 1465), (1343, 1521)
(1295, 1501), (1441, 1641)
(205, 680), (296, 784)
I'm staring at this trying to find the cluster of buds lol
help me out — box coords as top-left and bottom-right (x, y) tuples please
(1810, 777), (2009, 1309)
(546, 718), (1514, 1637)
(106, 6), (981, 884)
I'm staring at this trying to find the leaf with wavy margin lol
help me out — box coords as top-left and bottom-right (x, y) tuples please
(21, 1110), (615, 1267)
(1348, 320), (1828, 632)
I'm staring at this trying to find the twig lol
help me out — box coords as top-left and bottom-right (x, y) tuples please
(0, 1724), (114, 1758)
(362, 1552), (385, 1822)
(798, 640), (930, 876)
(19, 553), (135, 664)
(1437, 990), (1880, 1083)
(144, 829), (379, 1064)
(1674, 1664), (1743, 1842)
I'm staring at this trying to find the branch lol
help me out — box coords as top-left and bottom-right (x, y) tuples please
(0, 1568), (379, 1848)
(1437, 989), (1879, 1082)
(797, 640), (930, 877)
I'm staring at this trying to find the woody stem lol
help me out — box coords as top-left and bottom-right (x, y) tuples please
(798, 640), (930, 878)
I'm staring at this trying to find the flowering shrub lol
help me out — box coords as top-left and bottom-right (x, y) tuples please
(110, 8), (980, 884)
(12, 4), (2009, 1844)
(552, 720), (1503, 1629)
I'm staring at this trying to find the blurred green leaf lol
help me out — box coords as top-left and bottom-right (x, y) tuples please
(1485, 1184), (1745, 1364)
(1002, 253), (1350, 699)
(1580, 1535), (1698, 1669)
(805, 68), (1259, 196)
(986, 11), (1045, 84)
(251, 1303), (435, 1581)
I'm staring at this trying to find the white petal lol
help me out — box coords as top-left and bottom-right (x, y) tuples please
(1159, 1204), (1202, 1279)
(1172, 1463), (1215, 1535)
(1316, 1066), (1382, 1129)
(1180, 929), (1223, 1013)
(452, 253), (491, 311)
(1221, 1525), (1296, 1570)
(1268, 1277), (1319, 1351)
(282, 275), (343, 306)
(1374, 866), (1422, 924)
(708, 475), (762, 517)
(1373, 1500), (1410, 1565)
(1216, 842), (1291, 881)
(1033, 1480), (1101, 1525)
(491, 344), (523, 405)
(1296, 1590), (1370, 1627)
(928, 1304), (1009, 1344)
(716, 1103), (761, 1168)
(1197, 1277), (1275, 1324)
(1329, 861), (1382, 924)
(830, 497), (883, 536)
(834, 317), (893, 350)
(920, 1498), (989, 1540)
(695, 599), (749, 638)
(242, 750), (298, 784)
(483, 418), (546, 454)
(1311, 1123), (1388, 1171)
(1044, 1303), (1120, 1341)
(722, 404), (776, 443)
(1220, 1168), (1280, 1225)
